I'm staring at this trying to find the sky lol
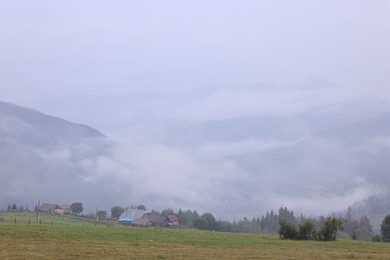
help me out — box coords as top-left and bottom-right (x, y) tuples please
(0, 0), (389, 111)
(0, 1), (390, 219)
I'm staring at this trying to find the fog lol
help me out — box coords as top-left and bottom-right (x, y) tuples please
(0, 1), (389, 219)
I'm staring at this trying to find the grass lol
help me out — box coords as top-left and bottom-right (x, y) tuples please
(1, 212), (390, 259)
(0, 211), (105, 226)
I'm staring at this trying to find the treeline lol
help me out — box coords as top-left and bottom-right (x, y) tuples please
(5, 203), (30, 212)
(257, 207), (374, 241)
(176, 206), (376, 241)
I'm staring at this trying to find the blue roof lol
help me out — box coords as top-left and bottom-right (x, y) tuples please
(119, 216), (134, 222)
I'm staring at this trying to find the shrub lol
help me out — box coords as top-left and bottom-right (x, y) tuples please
(298, 220), (315, 240)
(279, 219), (298, 240)
(318, 217), (344, 241)
(372, 234), (381, 242)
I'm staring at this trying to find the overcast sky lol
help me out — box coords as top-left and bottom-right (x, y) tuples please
(0, 0), (389, 112)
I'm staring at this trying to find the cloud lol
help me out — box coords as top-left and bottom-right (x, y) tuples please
(195, 138), (297, 161)
(268, 178), (386, 216)
(73, 141), (262, 218)
(164, 82), (356, 123)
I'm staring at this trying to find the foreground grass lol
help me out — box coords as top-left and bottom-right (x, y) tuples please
(0, 213), (390, 259)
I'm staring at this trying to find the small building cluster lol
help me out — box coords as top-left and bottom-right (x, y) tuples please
(39, 203), (71, 215)
(118, 209), (179, 229)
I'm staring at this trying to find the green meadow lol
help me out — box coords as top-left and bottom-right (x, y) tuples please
(0, 212), (389, 259)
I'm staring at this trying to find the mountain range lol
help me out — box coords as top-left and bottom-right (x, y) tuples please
(1, 81), (390, 231)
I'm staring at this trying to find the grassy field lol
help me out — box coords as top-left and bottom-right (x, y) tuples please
(0, 212), (390, 259)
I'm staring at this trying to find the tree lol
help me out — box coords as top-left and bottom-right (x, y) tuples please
(111, 206), (125, 219)
(149, 209), (160, 215)
(298, 219), (315, 240)
(218, 220), (233, 232)
(355, 216), (373, 241)
(279, 207), (295, 224)
(161, 208), (175, 216)
(179, 210), (199, 228)
(279, 219), (298, 240)
(193, 217), (208, 230)
(136, 205), (146, 211)
(344, 207), (357, 238)
(70, 202), (83, 215)
(260, 210), (279, 233)
(318, 217), (344, 241)
(372, 234), (381, 242)
(201, 213), (218, 231)
(97, 210), (107, 220)
(12, 203), (17, 211)
(380, 214), (390, 242)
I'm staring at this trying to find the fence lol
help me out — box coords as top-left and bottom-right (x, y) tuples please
(0, 213), (117, 227)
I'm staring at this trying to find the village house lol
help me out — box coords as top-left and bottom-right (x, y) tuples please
(118, 208), (147, 224)
(167, 214), (180, 229)
(39, 203), (57, 213)
(131, 218), (152, 227)
(39, 203), (71, 215)
(55, 204), (71, 215)
(144, 214), (169, 227)
(118, 208), (180, 229)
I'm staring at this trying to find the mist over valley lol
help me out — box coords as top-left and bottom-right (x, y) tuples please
(1, 81), (390, 231)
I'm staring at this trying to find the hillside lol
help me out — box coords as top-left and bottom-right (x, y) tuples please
(0, 101), (103, 145)
(0, 101), (123, 211)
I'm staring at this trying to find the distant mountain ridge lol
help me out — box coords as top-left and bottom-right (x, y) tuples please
(0, 100), (118, 212)
(318, 112), (390, 142)
(0, 100), (103, 146)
